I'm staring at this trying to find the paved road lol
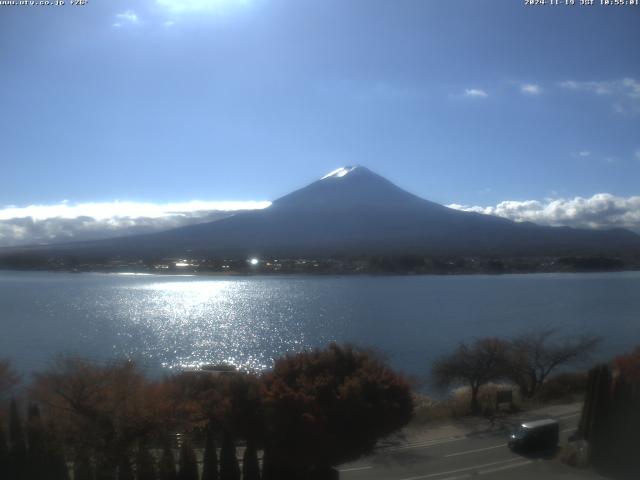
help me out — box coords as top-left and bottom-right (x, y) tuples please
(338, 406), (604, 480)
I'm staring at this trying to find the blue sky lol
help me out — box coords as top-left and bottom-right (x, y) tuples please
(1, 0), (639, 245)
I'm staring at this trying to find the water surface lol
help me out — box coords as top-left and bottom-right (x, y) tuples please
(1, 270), (638, 383)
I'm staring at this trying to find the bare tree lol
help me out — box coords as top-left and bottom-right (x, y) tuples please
(507, 328), (600, 399)
(432, 338), (510, 414)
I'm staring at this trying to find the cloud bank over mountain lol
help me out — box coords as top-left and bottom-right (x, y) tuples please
(448, 193), (640, 234)
(0, 200), (270, 247)
(1, 193), (638, 248)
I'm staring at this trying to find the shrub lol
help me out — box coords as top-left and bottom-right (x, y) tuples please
(537, 372), (587, 402)
(261, 343), (413, 476)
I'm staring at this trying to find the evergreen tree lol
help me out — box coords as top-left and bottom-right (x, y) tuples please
(26, 403), (47, 479)
(135, 446), (157, 480)
(260, 449), (276, 480)
(579, 351), (640, 477)
(158, 445), (177, 480)
(73, 445), (94, 480)
(177, 441), (198, 480)
(118, 454), (135, 480)
(9, 399), (27, 480)
(49, 444), (70, 480)
(585, 365), (612, 467)
(201, 429), (218, 480)
(95, 454), (117, 480)
(219, 431), (240, 480)
(241, 440), (260, 480)
(259, 451), (294, 480)
(0, 422), (10, 480)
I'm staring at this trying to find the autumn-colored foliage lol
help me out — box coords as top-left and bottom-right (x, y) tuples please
(2, 343), (414, 479)
(614, 346), (640, 385)
(579, 346), (640, 478)
(260, 343), (413, 475)
(29, 357), (166, 476)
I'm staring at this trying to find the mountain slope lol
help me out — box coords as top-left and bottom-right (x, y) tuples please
(8, 166), (640, 258)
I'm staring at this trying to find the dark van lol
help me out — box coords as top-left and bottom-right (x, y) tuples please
(508, 418), (559, 452)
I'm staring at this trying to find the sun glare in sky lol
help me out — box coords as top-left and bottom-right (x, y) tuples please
(156, 0), (252, 13)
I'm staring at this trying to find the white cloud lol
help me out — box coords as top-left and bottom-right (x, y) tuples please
(0, 200), (270, 247)
(577, 151), (591, 157)
(113, 10), (140, 28)
(156, 0), (250, 13)
(560, 77), (640, 114)
(520, 83), (541, 95)
(448, 194), (640, 233)
(635, 150), (640, 161)
(463, 88), (488, 98)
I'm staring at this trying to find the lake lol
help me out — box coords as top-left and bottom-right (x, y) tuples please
(1, 270), (639, 385)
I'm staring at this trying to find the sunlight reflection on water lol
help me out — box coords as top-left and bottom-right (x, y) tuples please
(114, 279), (331, 372)
(2, 271), (640, 381)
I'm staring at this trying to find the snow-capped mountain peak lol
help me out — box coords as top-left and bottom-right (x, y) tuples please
(321, 166), (358, 180)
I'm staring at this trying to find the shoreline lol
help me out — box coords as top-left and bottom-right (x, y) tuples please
(1, 266), (639, 278)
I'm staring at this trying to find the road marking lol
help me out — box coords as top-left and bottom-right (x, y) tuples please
(478, 459), (533, 475)
(389, 436), (467, 451)
(385, 412), (580, 453)
(338, 465), (372, 472)
(428, 475), (472, 480)
(342, 458), (534, 480)
(557, 412), (580, 419)
(444, 443), (507, 457)
(397, 457), (524, 480)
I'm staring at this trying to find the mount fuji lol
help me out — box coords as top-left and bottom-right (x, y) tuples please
(8, 166), (640, 258)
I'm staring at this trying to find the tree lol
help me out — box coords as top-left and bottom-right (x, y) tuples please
(260, 449), (278, 480)
(8, 399), (27, 480)
(218, 373), (262, 445)
(26, 403), (47, 479)
(48, 443), (70, 480)
(219, 431), (240, 480)
(582, 365), (613, 466)
(260, 344), (413, 478)
(118, 455), (134, 480)
(177, 440), (198, 480)
(0, 422), (9, 480)
(30, 357), (166, 475)
(507, 329), (599, 398)
(432, 338), (510, 413)
(614, 345), (640, 384)
(242, 440), (260, 480)
(73, 445), (94, 480)
(160, 371), (225, 435)
(0, 360), (20, 401)
(158, 445), (177, 480)
(162, 368), (262, 440)
(201, 428), (218, 480)
(577, 347), (640, 477)
(136, 446), (157, 480)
